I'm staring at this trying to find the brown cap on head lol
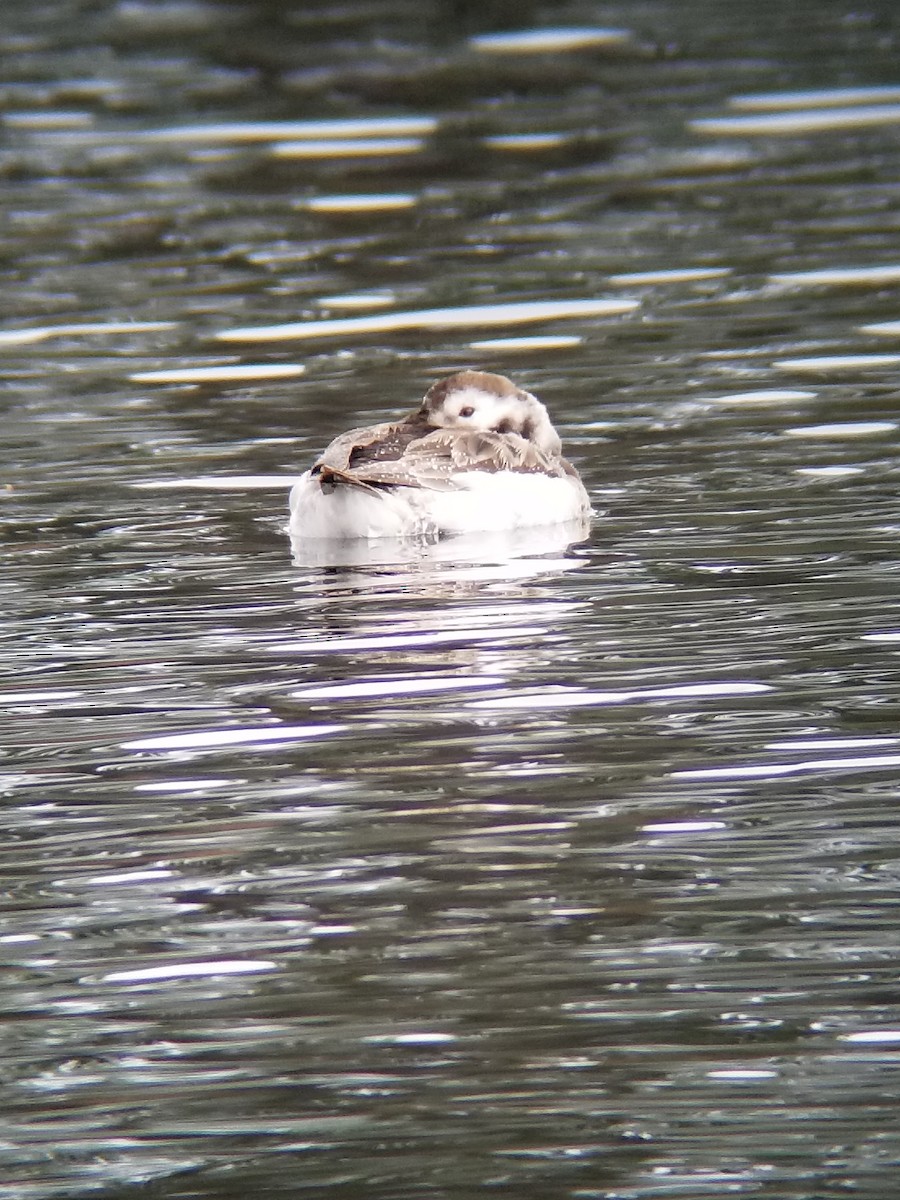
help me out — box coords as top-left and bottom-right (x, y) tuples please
(422, 370), (521, 413)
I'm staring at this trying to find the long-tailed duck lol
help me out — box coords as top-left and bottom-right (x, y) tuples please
(288, 370), (592, 539)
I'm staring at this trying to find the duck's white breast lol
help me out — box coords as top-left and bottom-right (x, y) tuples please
(289, 469), (591, 540)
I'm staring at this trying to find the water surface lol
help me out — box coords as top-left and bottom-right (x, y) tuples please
(4, 2), (900, 1197)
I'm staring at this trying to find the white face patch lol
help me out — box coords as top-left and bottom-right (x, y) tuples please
(434, 386), (523, 431)
(422, 374), (562, 458)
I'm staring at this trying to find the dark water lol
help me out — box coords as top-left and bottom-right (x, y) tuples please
(5, 2), (900, 1197)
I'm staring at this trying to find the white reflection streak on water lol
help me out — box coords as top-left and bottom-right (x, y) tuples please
(859, 319), (900, 336)
(135, 778), (234, 792)
(80, 869), (175, 885)
(102, 961), (280, 983)
(121, 724), (345, 751)
(692, 105), (900, 135)
(133, 475), (298, 490)
(277, 599), (577, 635)
(484, 133), (569, 151)
(607, 267), (732, 285)
(270, 626), (550, 654)
(315, 291), (397, 309)
(730, 86), (900, 110)
(770, 265), (900, 286)
(674, 752), (900, 780)
(161, 117), (438, 141)
(363, 1032), (457, 1045)
(702, 389), (817, 406)
(4, 109), (95, 129)
(216, 298), (639, 343)
(303, 195), (416, 213)
(795, 466), (865, 477)
(29, 117), (439, 143)
(130, 364), (305, 384)
(0, 320), (177, 346)
(469, 27), (632, 53)
(707, 1069), (779, 1080)
(469, 335), (582, 351)
(471, 681), (771, 710)
(642, 821), (728, 834)
(775, 356), (900, 373)
(782, 420), (898, 437)
(766, 737), (900, 751)
(272, 138), (425, 159)
(289, 676), (506, 701)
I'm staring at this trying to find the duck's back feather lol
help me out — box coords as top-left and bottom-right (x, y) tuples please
(311, 420), (566, 494)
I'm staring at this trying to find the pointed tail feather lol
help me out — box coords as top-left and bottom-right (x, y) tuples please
(311, 464), (381, 495)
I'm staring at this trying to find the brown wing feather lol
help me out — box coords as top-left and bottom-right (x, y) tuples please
(311, 419), (566, 494)
(310, 413), (430, 491)
(348, 412), (433, 467)
(313, 419), (409, 472)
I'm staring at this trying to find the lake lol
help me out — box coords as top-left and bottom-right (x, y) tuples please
(4, 1), (900, 1197)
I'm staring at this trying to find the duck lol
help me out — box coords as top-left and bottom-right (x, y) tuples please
(288, 370), (592, 540)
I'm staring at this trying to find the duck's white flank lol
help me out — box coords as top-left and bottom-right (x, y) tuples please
(289, 370), (591, 540)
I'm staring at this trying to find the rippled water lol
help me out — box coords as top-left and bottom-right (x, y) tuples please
(5, 2), (900, 1197)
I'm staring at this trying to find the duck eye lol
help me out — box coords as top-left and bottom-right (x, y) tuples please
(458, 405), (475, 418)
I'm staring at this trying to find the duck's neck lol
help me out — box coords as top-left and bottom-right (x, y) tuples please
(524, 396), (562, 457)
